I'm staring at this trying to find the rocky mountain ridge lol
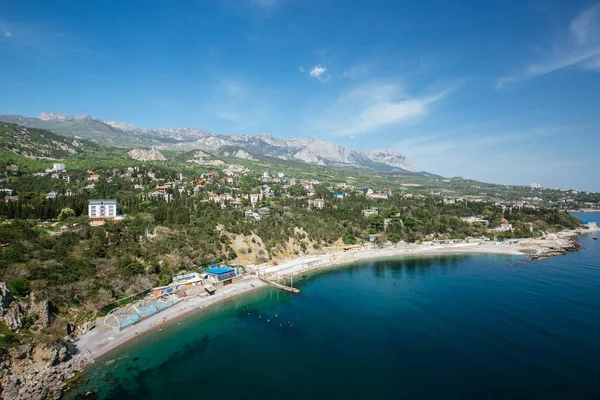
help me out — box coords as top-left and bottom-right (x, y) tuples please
(0, 112), (414, 172)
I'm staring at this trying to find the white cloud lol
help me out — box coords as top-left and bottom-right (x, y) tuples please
(2, 29), (12, 38)
(311, 82), (447, 137)
(299, 66), (304, 73)
(497, 3), (600, 88)
(309, 64), (327, 79)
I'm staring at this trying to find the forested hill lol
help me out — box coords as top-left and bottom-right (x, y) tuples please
(0, 122), (99, 160)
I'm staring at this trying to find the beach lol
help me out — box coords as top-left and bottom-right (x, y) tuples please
(73, 226), (597, 365)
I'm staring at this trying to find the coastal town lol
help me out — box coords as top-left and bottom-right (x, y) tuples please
(1, 137), (600, 399)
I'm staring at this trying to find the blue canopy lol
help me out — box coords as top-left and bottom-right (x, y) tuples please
(206, 267), (234, 275)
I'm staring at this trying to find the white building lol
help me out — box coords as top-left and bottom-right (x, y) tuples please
(88, 199), (118, 221)
(52, 163), (66, 172)
(363, 208), (379, 216)
(530, 182), (541, 189)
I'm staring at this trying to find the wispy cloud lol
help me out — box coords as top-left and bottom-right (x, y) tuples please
(571, 4), (600, 45)
(247, 0), (280, 8)
(396, 125), (595, 188)
(2, 29), (12, 38)
(310, 82), (448, 137)
(339, 63), (373, 80)
(201, 78), (276, 133)
(497, 3), (600, 88)
(299, 66), (304, 73)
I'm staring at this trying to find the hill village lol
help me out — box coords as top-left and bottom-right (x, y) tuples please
(3, 160), (600, 218)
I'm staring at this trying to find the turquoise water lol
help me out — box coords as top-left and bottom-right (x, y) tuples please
(69, 214), (600, 399)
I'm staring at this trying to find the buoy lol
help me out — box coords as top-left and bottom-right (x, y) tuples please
(275, 314), (278, 318)
(259, 315), (261, 319)
(268, 318), (270, 323)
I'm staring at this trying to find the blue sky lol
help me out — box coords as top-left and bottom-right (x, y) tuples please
(1, 0), (600, 191)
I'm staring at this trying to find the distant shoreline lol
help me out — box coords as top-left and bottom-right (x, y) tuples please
(73, 227), (597, 366)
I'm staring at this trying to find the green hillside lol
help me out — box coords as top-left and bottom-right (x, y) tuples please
(0, 122), (99, 160)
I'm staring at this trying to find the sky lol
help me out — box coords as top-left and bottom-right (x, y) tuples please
(1, 0), (600, 191)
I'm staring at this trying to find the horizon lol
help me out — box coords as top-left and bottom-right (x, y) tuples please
(1, 0), (600, 191)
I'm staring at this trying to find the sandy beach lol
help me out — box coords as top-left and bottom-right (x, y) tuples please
(73, 226), (598, 365)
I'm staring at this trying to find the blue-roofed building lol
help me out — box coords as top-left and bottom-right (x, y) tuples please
(206, 266), (240, 287)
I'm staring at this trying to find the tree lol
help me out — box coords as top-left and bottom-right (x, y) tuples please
(58, 207), (76, 221)
(8, 278), (30, 297)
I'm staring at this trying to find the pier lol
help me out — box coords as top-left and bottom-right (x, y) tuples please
(259, 276), (300, 293)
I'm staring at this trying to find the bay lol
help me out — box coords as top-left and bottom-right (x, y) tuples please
(68, 212), (600, 399)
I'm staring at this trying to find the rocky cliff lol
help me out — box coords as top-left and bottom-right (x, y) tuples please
(128, 148), (167, 161)
(0, 283), (83, 400)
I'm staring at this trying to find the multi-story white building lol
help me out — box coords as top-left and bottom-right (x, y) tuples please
(88, 199), (117, 221)
(52, 163), (66, 172)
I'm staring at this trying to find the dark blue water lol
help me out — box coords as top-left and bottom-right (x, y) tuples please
(69, 214), (600, 399)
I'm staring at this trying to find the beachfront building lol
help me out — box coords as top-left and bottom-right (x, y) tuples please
(152, 273), (205, 299)
(205, 267), (240, 287)
(581, 220), (598, 229)
(88, 199), (118, 221)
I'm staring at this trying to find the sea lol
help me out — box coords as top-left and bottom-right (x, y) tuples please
(67, 212), (600, 400)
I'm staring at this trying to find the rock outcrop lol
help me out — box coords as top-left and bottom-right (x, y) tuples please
(0, 342), (84, 400)
(521, 236), (582, 261)
(0, 284), (82, 400)
(128, 148), (167, 161)
(0, 283), (24, 332)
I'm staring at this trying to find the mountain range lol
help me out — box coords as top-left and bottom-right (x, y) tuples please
(0, 112), (414, 172)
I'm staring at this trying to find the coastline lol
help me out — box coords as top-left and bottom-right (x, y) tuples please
(72, 226), (598, 367)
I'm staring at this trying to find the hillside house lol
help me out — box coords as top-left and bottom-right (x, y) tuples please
(88, 199), (118, 222)
(312, 198), (325, 209)
(52, 163), (66, 172)
(363, 208), (379, 216)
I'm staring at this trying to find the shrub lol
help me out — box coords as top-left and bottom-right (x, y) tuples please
(8, 278), (30, 297)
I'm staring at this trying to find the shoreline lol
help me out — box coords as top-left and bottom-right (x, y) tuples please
(72, 227), (598, 366)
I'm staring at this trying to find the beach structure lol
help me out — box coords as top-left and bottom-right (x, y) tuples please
(205, 266), (240, 287)
(581, 220), (598, 229)
(103, 295), (181, 331)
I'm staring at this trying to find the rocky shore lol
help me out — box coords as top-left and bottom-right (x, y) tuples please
(0, 283), (85, 400)
(525, 237), (582, 261)
(1, 343), (85, 400)
(517, 229), (593, 261)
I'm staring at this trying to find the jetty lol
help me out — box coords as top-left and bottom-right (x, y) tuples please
(259, 276), (300, 293)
